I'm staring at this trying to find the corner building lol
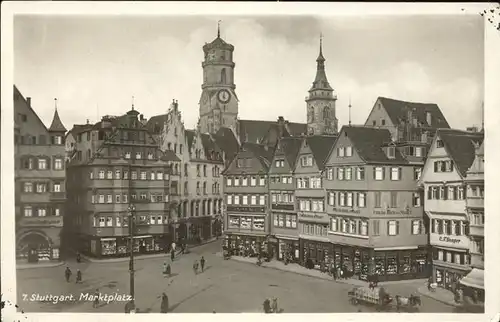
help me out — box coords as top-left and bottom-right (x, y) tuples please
(14, 86), (67, 262)
(66, 107), (179, 258)
(421, 129), (483, 290)
(223, 143), (273, 256)
(324, 126), (430, 281)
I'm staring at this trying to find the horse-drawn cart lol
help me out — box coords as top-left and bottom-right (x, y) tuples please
(348, 286), (393, 311)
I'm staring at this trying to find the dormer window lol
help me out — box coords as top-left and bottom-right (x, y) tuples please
(436, 140), (444, 148)
(387, 146), (395, 159)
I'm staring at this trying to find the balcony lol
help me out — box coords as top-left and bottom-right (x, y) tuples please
(467, 197), (484, 209)
(50, 192), (66, 201)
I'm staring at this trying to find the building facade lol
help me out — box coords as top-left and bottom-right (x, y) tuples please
(460, 140), (484, 302)
(66, 107), (179, 258)
(324, 126), (429, 281)
(295, 135), (337, 266)
(421, 129), (484, 290)
(199, 26), (239, 134)
(147, 100), (224, 243)
(14, 86), (67, 262)
(223, 143), (273, 256)
(306, 37), (338, 136)
(268, 137), (303, 262)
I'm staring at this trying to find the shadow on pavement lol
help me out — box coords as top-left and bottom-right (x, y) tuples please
(168, 284), (214, 312)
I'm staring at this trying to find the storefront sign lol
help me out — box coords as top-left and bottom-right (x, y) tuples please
(272, 204), (294, 211)
(430, 233), (469, 249)
(20, 217), (63, 227)
(227, 206), (265, 213)
(331, 207), (360, 214)
(298, 212), (328, 222)
(373, 208), (410, 216)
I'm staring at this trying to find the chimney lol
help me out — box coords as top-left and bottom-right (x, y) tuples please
(426, 112), (432, 126)
(277, 116), (285, 124)
(26, 97), (31, 106)
(86, 119), (89, 124)
(140, 114), (144, 121)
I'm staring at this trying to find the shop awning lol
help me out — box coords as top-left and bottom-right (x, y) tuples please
(460, 268), (484, 290)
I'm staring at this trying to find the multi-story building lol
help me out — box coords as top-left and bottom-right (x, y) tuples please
(324, 125), (429, 281)
(421, 129), (484, 290)
(64, 122), (93, 162)
(268, 137), (303, 262)
(66, 107), (180, 258)
(14, 85), (67, 262)
(147, 100), (225, 243)
(222, 142), (273, 256)
(295, 135), (337, 266)
(460, 140), (484, 302)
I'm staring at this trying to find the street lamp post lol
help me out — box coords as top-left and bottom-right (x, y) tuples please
(128, 204), (136, 311)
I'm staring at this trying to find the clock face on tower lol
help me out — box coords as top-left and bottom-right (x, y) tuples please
(217, 89), (231, 104)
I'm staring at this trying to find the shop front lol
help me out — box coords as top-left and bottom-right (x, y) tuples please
(434, 264), (469, 291)
(300, 238), (332, 267)
(16, 229), (60, 262)
(223, 233), (268, 257)
(275, 235), (299, 263)
(88, 234), (171, 258)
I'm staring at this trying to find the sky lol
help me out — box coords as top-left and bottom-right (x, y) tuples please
(14, 14), (484, 132)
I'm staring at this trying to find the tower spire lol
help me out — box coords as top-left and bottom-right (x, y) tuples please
(54, 98), (58, 110)
(348, 96), (352, 126)
(217, 20), (221, 38)
(132, 96), (135, 110)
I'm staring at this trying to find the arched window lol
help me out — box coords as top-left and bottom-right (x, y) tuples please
(323, 106), (329, 119)
(308, 106), (315, 123)
(203, 165), (207, 177)
(221, 68), (227, 84)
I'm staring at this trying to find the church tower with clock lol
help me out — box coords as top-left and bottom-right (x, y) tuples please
(306, 35), (338, 135)
(199, 23), (239, 134)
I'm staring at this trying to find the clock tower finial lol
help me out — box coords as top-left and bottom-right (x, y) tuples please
(217, 20), (221, 38)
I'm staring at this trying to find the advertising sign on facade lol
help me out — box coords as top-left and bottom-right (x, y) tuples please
(430, 233), (470, 249)
(298, 212), (329, 222)
(20, 216), (63, 227)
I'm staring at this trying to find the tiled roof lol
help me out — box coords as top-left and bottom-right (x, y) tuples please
(278, 137), (303, 169)
(146, 114), (168, 134)
(201, 133), (224, 163)
(203, 36), (234, 51)
(161, 150), (181, 162)
(48, 109), (67, 132)
(306, 135), (338, 170)
(213, 127), (240, 165)
(342, 126), (406, 164)
(241, 142), (275, 170)
(67, 124), (93, 137)
(238, 119), (306, 144)
(437, 129), (484, 177)
(285, 122), (307, 136)
(378, 97), (450, 129)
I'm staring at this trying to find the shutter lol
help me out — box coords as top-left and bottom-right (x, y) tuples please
(396, 221), (400, 235)
(450, 160), (454, 171)
(453, 187), (457, 200)
(434, 161), (438, 172)
(373, 168), (376, 180)
(386, 221), (390, 235)
(443, 187), (448, 200)
(398, 167), (402, 180)
(337, 217), (341, 231)
(431, 219), (435, 233)
(427, 187), (432, 200)
(382, 167), (386, 180)
(50, 136), (55, 144)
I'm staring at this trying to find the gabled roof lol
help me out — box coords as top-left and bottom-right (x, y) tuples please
(238, 119), (306, 144)
(14, 85), (49, 132)
(185, 130), (196, 149)
(48, 109), (67, 132)
(437, 129), (484, 177)
(201, 133), (224, 163)
(66, 124), (93, 137)
(342, 126), (406, 164)
(162, 150), (181, 162)
(203, 36), (234, 52)
(378, 97), (450, 129)
(146, 114), (168, 134)
(276, 137), (303, 169)
(306, 135), (338, 170)
(213, 127), (240, 164)
(241, 142), (275, 170)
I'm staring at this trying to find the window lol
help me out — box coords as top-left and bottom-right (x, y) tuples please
(234, 195), (240, 205)
(226, 195), (232, 205)
(390, 192), (398, 208)
(53, 183), (61, 192)
(413, 192), (421, 207)
(24, 206), (33, 217)
(36, 183), (47, 193)
(37, 208), (47, 217)
(106, 217), (113, 227)
(436, 140), (444, 148)
(356, 167), (365, 180)
(259, 177), (266, 186)
(275, 159), (285, 167)
(54, 158), (63, 170)
(115, 170), (121, 179)
(227, 177), (232, 186)
(374, 191), (381, 208)
(291, 216), (297, 228)
(23, 182), (33, 193)
(136, 152), (142, 159)
(125, 152), (131, 159)
(107, 194), (112, 203)
(150, 172), (155, 180)
(342, 219), (348, 233)
(458, 187), (465, 199)
(339, 192), (345, 206)
(387, 146), (395, 158)
(338, 147), (345, 157)
(373, 220), (380, 236)
(156, 172), (163, 180)
(140, 171), (147, 180)
(414, 168), (422, 181)
(390, 167), (401, 181)
(38, 158), (47, 170)
(328, 191), (335, 206)
(242, 177), (248, 186)
(89, 171), (94, 179)
(115, 194), (121, 203)
(301, 156), (313, 167)
(98, 195), (105, 203)
(251, 195), (257, 205)
(234, 177), (240, 186)
(259, 195), (265, 205)
(358, 193), (366, 208)
(345, 146), (353, 157)
(330, 218), (337, 232)
(388, 220), (398, 236)
(326, 168), (334, 180)
(345, 168), (352, 180)
(350, 220), (357, 234)
(106, 170), (112, 179)
(337, 168), (344, 180)
(361, 221), (368, 236)
(99, 217), (106, 227)
(250, 176), (256, 186)
(415, 147), (423, 157)
(412, 220), (421, 235)
(346, 193), (353, 207)
(374, 167), (384, 180)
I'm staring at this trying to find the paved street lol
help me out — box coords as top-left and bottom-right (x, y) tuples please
(17, 240), (455, 313)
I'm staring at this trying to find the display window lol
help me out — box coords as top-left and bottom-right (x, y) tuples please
(386, 254), (397, 275)
(374, 255), (385, 275)
(101, 240), (117, 255)
(399, 252), (411, 274)
(253, 217), (265, 230)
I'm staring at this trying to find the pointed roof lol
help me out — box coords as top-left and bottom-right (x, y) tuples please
(203, 23), (234, 52)
(436, 129), (484, 177)
(276, 137), (303, 169)
(48, 108), (67, 132)
(306, 135), (338, 170)
(310, 35), (332, 92)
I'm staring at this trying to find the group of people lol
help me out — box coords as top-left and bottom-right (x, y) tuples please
(263, 297), (280, 313)
(64, 266), (83, 284)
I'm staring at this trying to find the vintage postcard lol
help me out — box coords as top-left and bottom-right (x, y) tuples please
(1, 2), (499, 322)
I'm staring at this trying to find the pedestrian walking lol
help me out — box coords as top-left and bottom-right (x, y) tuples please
(160, 292), (169, 313)
(170, 249), (175, 262)
(76, 269), (82, 284)
(163, 261), (169, 277)
(271, 297), (278, 313)
(65, 266), (72, 282)
(263, 298), (271, 313)
(200, 256), (205, 272)
(193, 260), (199, 275)
(92, 289), (100, 308)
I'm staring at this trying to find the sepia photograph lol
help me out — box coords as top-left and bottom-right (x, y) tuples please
(1, 2), (499, 321)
